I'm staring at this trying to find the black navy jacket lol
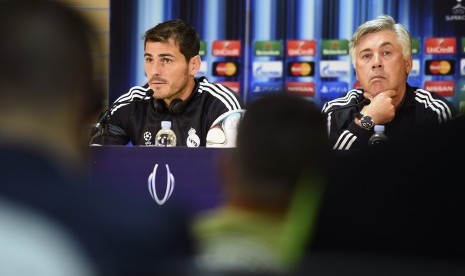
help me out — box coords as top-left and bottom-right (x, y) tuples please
(92, 77), (245, 147)
(321, 83), (458, 150)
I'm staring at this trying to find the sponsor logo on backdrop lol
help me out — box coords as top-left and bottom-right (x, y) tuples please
(412, 38), (420, 55)
(254, 41), (282, 56)
(320, 81), (349, 94)
(354, 81), (361, 89)
(458, 79), (465, 92)
(251, 81), (282, 93)
(195, 62), (207, 77)
(446, 0), (465, 21)
(287, 40), (316, 56)
(320, 81), (349, 103)
(461, 59), (465, 75)
(286, 82), (315, 96)
(218, 81), (240, 94)
(212, 61), (240, 77)
(148, 164), (175, 205)
(424, 80), (455, 97)
(410, 59), (420, 77)
(320, 60), (350, 77)
(287, 62), (315, 77)
(457, 79), (465, 99)
(462, 37), (465, 53)
(425, 38), (457, 54)
(321, 39), (349, 55)
(212, 40), (241, 56)
(252, 61), (283, 78)
(424, 59), (455, 75)
(199, 41), (207, 56)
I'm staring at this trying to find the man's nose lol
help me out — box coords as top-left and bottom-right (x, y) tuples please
(371, 54), (383, 69)
(148, 61), (162, 76)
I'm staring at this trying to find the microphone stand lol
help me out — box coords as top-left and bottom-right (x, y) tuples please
(89, 89), (154, 144)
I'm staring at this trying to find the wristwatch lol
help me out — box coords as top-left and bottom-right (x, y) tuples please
(356, 113), (374, 130)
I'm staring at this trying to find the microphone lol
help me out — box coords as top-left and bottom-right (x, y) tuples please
(90, 89), (153, 138)
(327, 98), (370, 112)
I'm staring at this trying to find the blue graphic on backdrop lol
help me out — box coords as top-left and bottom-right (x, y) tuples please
(319, 81), (349, 104)
(111, 0), (465, 110)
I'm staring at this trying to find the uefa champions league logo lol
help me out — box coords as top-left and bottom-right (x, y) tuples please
(446, 0), (465, 21)
(143, 131), (152, 146)
(148, 164), (174, 205)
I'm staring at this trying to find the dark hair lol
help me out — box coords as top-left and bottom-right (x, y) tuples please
(143, 19), (200, 62)
(234, 93), (330, 203)
(0, 0), (102, 115)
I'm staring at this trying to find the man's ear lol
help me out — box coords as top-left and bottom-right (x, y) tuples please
(189, 55), (201, 76)
(405, 58), (413, 75)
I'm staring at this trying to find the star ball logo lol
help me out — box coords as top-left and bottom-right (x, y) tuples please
(212, 61), (240, 77)
(287, 62), (315, 77)
(445, 0), (465, 21)
(424, 59), (455, 75)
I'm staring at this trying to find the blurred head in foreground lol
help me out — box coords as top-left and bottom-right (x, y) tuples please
(0, 0), (102, 171)
(191, 93), (330, 274)
(230, 93), (330, 207)
(0, 1), (104, 275)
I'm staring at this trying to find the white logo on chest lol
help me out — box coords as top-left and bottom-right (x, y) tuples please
(186, 127), (200, 147)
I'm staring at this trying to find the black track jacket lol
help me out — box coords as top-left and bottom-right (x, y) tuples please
(91, 77), (245, 147)
(321, 83), (458, 150)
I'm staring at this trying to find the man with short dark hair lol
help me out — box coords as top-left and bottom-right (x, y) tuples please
(91, 19), (245, 147)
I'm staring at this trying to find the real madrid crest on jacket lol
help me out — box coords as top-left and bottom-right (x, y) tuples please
(91, 77), (245, 147)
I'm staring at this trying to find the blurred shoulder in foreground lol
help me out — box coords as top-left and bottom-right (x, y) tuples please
(190, 93), (330, 275)
(0, 1), (193, 275)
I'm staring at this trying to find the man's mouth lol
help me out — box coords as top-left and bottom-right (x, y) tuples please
(371, 75), (385, 81)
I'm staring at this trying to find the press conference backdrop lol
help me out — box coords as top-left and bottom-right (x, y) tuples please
(110, 0), (465, 112)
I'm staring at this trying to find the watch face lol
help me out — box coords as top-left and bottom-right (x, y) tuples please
(361, 115), (374, 129)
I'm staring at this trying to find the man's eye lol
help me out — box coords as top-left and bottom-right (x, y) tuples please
(161, 58), (172, 64)
(383, 51), (392, 56)
(145, 58), (153, 63)
(361, 53), (371, 59)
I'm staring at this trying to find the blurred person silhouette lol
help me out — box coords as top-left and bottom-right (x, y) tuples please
(0, 1), (193, 275)
(190, 93), (330, 275)
(321, 15), (457, 150)
(303, 113), (465, 276)
(0, 195), (97, 276)
(90, 18), (245, 147)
